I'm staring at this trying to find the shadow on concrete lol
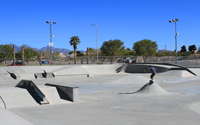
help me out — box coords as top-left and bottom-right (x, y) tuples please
(118, 83), (149, 94)
(56, 87), (73, 102)
(16, 80), (49, 105)
(7, 71), (17, 79)
(45, 83), (79, 102)
(116, 64), (125, 73)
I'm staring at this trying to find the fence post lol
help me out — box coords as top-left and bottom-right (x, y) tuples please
(22, 45), (24, 66)
(87, 57), (89, 64)
(39, 51), (42, 66)
(13, 45), (15, 66)
(81, 58), (83, 64)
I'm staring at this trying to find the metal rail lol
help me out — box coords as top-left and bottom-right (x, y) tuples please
(0, 96), (6, 109)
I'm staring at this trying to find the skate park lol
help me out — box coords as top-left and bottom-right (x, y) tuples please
(0, 63), (200, 125)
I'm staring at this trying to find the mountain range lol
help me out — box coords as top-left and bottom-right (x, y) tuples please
(9, 44), (85, 54)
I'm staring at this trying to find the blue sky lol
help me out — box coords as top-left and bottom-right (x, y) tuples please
(0, 0), (200, 51)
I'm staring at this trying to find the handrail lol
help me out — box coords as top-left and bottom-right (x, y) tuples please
(0, 96), (6, 109)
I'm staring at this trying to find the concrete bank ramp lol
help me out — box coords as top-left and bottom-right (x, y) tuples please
(189, 102), (200, 114)
(158, 70), (194, 78)
(0, 67), (16, 81)
(40, 66), (66, 72)
(6, 66), (43, 74)
(5, 66), (44, 80)
(134, 83), (172, 96)
(109, 74), (149, 85)
(0, 80), (74, 109)
(37, 86), (73, 105)
(0, 74), (16, 81)
(188, 68), (200, 76)
(0, 107), (33, 125)
(0, 88), (39, 109)
(125, 64), (171, 73)
(82, 63), (125, 75)
(53, 66), (89, 76)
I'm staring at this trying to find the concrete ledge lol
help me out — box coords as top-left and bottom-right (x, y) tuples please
(54, 74), (89, 78)
(35, 72), (55, 79)
(45, 83), (79, 102)
(46, 73), (55, 78)
(34, 73), (44, 79)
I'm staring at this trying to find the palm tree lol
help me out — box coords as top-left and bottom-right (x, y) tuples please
(69, 36), (81, 64)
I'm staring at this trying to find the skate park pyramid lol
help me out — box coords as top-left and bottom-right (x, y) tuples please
(134, 82), (172, 96)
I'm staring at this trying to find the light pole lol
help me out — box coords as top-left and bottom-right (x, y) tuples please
(169, 18), (179, 65)
(46, 21), (56, 65)
(91, 24), (98, 63)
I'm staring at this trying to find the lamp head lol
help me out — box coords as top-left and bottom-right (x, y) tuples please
(53, 22), (56, 24)
(46, 21), (49, 23)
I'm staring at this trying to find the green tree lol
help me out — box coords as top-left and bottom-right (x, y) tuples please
(16, 48), (39, 58)
(100, 39), (124, 56)
(133, 39), (157, 62)
(178, 51), (192, 56)
(188, 45), (197, 53)
(16, 48), (39, 65)
(0, 44), (13, 58)
(77, 51), (85, 56)
(180, 45), (187, 52)
(69, 51), (74, 55)
(53, 51), (60, 58)
(41, 50), (51, 58)
(120, 48), (135, 56)
(87, 48), (96, 56)
(69, 36), (81, 64)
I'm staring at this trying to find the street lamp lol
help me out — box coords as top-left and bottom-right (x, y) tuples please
(46, 21), (56, 65)
(91, 24), (98, 63)
(169, 18), (179, 65)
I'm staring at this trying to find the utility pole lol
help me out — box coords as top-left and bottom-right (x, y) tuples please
(13, 45), (15, 66)
(22, 45), (24, 66)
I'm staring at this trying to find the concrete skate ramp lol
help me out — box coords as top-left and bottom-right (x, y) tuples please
(15, 80), (71, 106)
(0, 67), (16, 81)
(0, 74), (16, 81)
(53, 66), (89, 76)
(40, 66), (66, 72)
(17, 73), (36, 79)
(0, 107), (33, 125)
(109, 74), (150, 85)
(37, 86), (73, 105)
(82, 63), (125, 75)
(0, 88), (39, 109)
(5, 66), (44, 80)
(45, 83), (79, 102)
(6, 66), (43, 74)
(134, 83), (172, 96)
(158, 70), (194, 77)
(188, 68), (200, 76)
(189, 102), (200, 114)
(125, 64), (171, 73)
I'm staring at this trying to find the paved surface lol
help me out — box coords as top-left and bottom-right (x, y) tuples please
(0, 64), (200, 125)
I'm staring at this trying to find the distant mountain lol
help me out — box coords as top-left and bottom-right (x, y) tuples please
(39, 46), (71, 54)
(158, 49), (174, 53)
(9, 44), (73, 54)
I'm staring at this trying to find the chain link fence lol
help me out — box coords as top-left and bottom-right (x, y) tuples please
(137, 55), (200, 67)
(0, 56), (127, 66)
(1, 55), (200, 67)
